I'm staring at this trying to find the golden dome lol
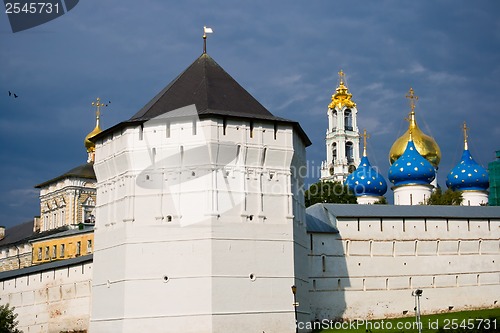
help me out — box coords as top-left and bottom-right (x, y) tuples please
(328, 70), (356, 110)
(389, 88), (441, 168)
(84, 97), (106, 154)
(84, 123), (102, 153)
(389, 110), (441, 168)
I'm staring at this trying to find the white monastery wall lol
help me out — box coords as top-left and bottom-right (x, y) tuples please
(90, 117), (309, 333)
(0, 258), (92, 333)
(309, 216), (500, 320)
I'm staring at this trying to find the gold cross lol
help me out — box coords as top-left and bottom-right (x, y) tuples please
(405, 87), (418, 113)
(338, 69), (345, 85)
(362, 129), (370, 156)
(463, 121), (469, 145)
(362, 129), (370, 149)
(92, 97), (106, 118)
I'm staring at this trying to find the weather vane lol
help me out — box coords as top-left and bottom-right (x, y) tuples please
(203, 26), (213, 54)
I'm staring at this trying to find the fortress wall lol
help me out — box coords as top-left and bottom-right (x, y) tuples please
(0, 257), (92, 333)
(309, 217), (500, 320)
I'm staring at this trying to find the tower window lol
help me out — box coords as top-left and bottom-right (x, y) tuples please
(166, 122), (170, 138)
(344, 109), (353, 130)
(332, 142), (337, 162)
(249, 122), (254, 138)
(223, 118), (227, 135)
(332, 110), (338, 131)
(139, 124), (144, 141)
(345, 142), (354, 163)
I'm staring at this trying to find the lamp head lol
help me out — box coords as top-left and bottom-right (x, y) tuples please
(291, 285), (297, 295)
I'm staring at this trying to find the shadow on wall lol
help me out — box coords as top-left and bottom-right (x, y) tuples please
(306, 205), (349, 321)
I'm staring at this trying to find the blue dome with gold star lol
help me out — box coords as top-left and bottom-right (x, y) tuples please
(388, 140), (435, 186)
(345, 156), (387, 196)
(446, 149), (489, 191)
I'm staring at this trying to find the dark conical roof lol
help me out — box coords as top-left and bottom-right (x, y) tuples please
(131, 53), (278, 121)
(93, 53), (310, 146)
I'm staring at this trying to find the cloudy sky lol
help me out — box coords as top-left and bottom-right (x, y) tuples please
(1, 0), (499, 228)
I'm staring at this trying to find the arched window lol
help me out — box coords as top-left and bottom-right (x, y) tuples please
(344, 109), (353, 130)
(345, 141), (354, 162)
(332, 110), (338, 131)
(332, 142), (337, 163)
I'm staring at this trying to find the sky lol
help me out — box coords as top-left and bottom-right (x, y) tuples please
(1, 0), (499, 229)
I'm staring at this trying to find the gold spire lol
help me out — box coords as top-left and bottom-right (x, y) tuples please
(463, 121), (469, 150)
(328, 69), (356, 110)
(389, 88), (441, 167)
(84, 97), (106, 163)
(362, 129), (370, 157)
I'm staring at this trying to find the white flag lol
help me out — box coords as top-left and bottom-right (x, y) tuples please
(204, 26), (213, 34)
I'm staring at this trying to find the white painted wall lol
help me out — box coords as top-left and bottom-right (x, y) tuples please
(0, 260), (92, 333)
(90, 116), (309, 333)
(308, 215), (500, 321)
(462, 191), (489, 206)
(393, 184), (433, 205)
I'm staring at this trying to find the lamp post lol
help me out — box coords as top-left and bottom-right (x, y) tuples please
(412, 289), (423, 333)
(291, 285), (298, 333)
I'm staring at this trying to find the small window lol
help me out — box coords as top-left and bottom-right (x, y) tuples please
(60, 244), (65, 258)
(139, 124), (144, 140)
(37, 247), (42, 260)
(223, 118), (227, 135)
(166, 122), (171, 138)
(192, 119), (197, 135)
(52, 245), (57, 259)
(76, 241), (81, 256)
(87, 240), (92, 253)
(249, 122), (254, 138)
(44, 246), (49, 260)
(321, 255), (326, 272)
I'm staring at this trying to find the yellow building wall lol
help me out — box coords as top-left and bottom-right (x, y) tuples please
(32, 232), (94, 265)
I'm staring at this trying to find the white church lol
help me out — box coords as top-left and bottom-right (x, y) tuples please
(0, 46), (499, 333)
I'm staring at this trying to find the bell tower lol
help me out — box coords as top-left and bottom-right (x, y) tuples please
(320, 70), (360, 182)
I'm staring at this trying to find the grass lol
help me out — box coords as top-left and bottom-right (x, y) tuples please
(310, 308), (500, 332)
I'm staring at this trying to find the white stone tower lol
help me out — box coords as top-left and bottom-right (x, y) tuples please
(320, 70), (360, 182)
(89, 51), (311, 333)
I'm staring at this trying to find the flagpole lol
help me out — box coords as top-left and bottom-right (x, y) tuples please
(202, 26), (213, 54)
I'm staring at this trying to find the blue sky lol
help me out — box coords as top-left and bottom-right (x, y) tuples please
(1, 0), (499, 228)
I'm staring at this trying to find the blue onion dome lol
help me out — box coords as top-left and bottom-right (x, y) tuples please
(345, 156), (388, 196)
(446, 124), (489, 191)
(388, 139), (435, 186)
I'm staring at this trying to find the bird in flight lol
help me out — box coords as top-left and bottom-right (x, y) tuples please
(8, 91), (18, 98)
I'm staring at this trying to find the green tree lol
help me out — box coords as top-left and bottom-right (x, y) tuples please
(374, 196), (388, 204)
(426, 188), (463, 205)
(304, 181), (357, 207)
(0, 303), (22, 333)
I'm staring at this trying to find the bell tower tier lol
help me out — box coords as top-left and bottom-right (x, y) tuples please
(89, 53), (311, 333)
(320, 70), (360, 182)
